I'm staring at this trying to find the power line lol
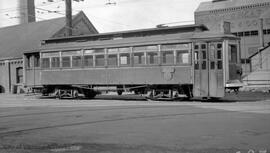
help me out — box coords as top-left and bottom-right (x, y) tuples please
(4, 12), (80, 32)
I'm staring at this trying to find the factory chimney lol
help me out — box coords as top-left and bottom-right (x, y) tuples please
(65, 0), (72, 36)
(19, 0), (36, 24)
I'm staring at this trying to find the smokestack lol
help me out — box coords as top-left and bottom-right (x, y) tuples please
(19, 0), (36, 24)
(65, 0), (72, 36)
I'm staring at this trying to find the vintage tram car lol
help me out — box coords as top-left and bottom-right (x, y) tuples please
(24, 24), (242, 100)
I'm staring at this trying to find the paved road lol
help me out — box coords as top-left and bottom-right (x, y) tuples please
(0, 94), (270, 153)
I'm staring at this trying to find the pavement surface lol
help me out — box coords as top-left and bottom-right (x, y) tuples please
(0, 92), (269, 153)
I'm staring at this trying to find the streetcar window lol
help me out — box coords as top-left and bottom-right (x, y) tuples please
(133, 45), (157, 51)
(161, 51), (174, 65)
(134, 45), (158, 65)
(95, 55), (105, 67)
(209, 44), (215, 60)
(201, 44), (206, 49)
(210, 61), (215, 69)
(194, 51), (199, 61)
(84, 55), (93, 67)
(202, 61), (207, 70)
(62, 50), (81, 56)
(41, 58), (50, 68)
(217, 44), (222, 49)
(217, 61), (223, 69)
(107, 48), (118, 53)
(41, 52), (59, 57)
(94, 48), (105, 54)
(25, 55), (31, 68)
(62, 57), (71, 68)
(120, 53), (130, 66)
(107, 54), (118, 66)
(229, 45), (237, 63)
(34, 55), (40, 67)
(161, 44), (190, 50)
(72, 56), (82, 68)
(84, 50), (94, 55)
(176, 50), (189, 64)
(51, 57), (60, 68)
(202, 51), (207, 59)
(133, 52), (145, 65)
(145, 46), (158, 51)
(217, 50), (222, 59)
(147, 52), (158, 65)
(119, 47), (130, 52)
(194, 63), (199, 70)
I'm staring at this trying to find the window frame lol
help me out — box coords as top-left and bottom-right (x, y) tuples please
(118, 47), (131, 67)
(51, 57), (60, 68)
(61, 56), (71, 68)
(41, 57), (50, 69)
(176, 50), (190, 65)
(133, 52), (145, 66)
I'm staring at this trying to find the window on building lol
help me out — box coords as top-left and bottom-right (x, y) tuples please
(267, 29), (270, 35)
(41, 58), (50, 68)
(72, 56), (82, 67)
(16, 67), (23, 84)
(51, 57), (60, 68)
(244, 31), (250, 36)
(250, 31), (258, 36)
(62, 56), (71, 68)
(241, 58), (250, 64)
(95, 55), (105, 67)
(238, 32), (243, 37)
(84, 55), (93, 67)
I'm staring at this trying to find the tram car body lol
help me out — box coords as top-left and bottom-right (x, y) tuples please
(24, 24), (242, 99)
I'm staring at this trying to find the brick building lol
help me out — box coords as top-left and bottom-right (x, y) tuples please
(195, 0), (270, 74)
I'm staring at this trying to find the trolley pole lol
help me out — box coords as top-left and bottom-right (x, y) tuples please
(65, 0), (72, 36)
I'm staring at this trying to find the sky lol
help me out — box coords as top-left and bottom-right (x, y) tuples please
(0, 0), (209, 33)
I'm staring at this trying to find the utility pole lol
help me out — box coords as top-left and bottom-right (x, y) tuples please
(65, 0), (72, 36)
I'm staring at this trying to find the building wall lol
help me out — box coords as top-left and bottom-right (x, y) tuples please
(0, 59), (23, 93)
(251, 47), (270, 71)
(195, 1), (270, 74)
(0, 61), (9, 93)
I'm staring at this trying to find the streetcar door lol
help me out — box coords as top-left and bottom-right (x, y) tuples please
(193, 42), (224, 97)
(193, 43), (209, 97)
(208, 42), (224, 97)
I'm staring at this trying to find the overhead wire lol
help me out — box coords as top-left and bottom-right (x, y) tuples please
(1, 0), (195, 30)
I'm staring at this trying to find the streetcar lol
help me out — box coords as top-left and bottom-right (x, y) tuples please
(24, 24), (242, 100)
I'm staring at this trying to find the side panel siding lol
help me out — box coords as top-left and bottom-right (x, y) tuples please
(41, 66), (192, 85)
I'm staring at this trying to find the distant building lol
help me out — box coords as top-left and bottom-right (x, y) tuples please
(243, 44), (270, 89)
(0, 11), (98, 93)
(195, 0), (270, 74)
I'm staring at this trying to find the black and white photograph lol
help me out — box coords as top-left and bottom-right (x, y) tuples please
(0, 0), (270, 152)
